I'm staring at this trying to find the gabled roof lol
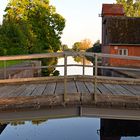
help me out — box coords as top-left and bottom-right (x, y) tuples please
(102, 4), (125, 16)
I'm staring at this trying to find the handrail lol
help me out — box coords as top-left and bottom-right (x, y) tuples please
(0, 51), (140, 82)
(0, 51), (140, 61)
(0, 51), (140, 103)
(0, 52), (64, 61)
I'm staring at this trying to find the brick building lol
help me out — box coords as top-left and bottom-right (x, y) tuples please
(102, 4), (140, 67)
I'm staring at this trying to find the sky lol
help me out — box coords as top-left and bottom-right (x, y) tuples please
(0, 0), (116, 47)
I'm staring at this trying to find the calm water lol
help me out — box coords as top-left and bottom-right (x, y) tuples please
(0, 57), (140, 140)
(56, 56), (93, 76)
(0, 117), (140, 140)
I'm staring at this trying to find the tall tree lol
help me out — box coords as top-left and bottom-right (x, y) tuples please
(0, 0), (65, 55)
(116, 0), (140, 17)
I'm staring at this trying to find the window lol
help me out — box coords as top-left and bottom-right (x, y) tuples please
(118, 49), (128, 56)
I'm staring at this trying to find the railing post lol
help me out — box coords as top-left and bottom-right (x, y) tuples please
(4, 60), (7, 79)
(95, 54), (98, 76)
(83, 56), (85, 76)
(94, 53), (98, 102)
(64, 54), (67, 102)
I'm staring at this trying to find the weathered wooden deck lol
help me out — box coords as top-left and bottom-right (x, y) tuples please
(0, 79), (140, 98)
(0, 76), (140, 112)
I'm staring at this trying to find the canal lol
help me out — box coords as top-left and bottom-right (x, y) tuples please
(0, 56), (140, 140)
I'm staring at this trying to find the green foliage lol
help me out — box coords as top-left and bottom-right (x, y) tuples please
(86, 40), (101, 63)
(0, 0), (65, 55)
(74, 56), (83, 63)
(0, 0), (65, 77)
(61, 44), (69, 51)
(41, 57), (59, 76)
(86, 40), (101, 53)
(116, 0), (140, 17)
(0, 60), (24, 68)
(72, 42), (81, 51)
(0, 21), (28, 55)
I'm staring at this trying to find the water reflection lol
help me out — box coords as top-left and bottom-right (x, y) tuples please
(73, 56), (91, 65)
(100, 119), (140, 140)
(0, 118), (99, 140)
(0, 124), (7, 135)
(57, 56), (93, 76)
(0, 118), (140, 140)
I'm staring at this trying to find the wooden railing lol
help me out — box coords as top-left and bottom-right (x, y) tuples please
(0, 51), (140, 102)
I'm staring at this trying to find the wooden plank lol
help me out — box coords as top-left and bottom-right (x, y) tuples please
(0, 85), (20, 98)
(97, 52), (140, 60)
(103, 84), (128, 95)
(96, 76), (140, 84)
(97, 83), (112, 95)
(66, 81), (77, 94)
(0, 75), (140, 85)
(85, 82), (101, 94)
(122, 85), (140, 96)
(76, 81), (89, 94)
(31, 84), (46, 96)
(55, 82), (64, 94)
(0, 52), (64, 61)
(0, 52), (139, 61)
(2, 84), (27, 98)
(0, 86), (11, 98)
(42, 82), (56, 95)
(18, 84), (37, 97)
(0, 76), (64, 84)
(116, 85), (133, 95)
(103, 84), (124, 95)
(130, 85), (140, 93)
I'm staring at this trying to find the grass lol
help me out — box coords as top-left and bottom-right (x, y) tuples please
(0, 60), (24, 68)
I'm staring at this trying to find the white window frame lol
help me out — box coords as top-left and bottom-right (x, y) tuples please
(118, 49), (128, 56)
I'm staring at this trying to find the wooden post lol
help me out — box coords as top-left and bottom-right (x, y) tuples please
(83, 56), (85, 75)
(94, 53), (98, 102)
(95, 54), (98, 76)
(64, 54), (67, 102)
(3, 60), (7, 79)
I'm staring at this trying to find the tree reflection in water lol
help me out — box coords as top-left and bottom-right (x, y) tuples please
(41, 57), (60, 76)
(73, 56), (91, 65)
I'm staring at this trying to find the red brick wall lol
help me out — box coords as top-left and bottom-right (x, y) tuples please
(109, 46), (140, 67)
(102, 45), (110, 65)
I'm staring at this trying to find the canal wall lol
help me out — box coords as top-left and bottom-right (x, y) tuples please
(1, 61), (41, 79)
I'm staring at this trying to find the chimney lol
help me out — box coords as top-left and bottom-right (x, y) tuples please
(102, 4), (125, 17)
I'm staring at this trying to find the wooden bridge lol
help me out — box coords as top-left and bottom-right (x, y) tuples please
(0, 52), (140, 121)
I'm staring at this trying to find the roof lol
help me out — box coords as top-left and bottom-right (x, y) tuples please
(102, 4), (125, 16)
(105, 17), (140, 44)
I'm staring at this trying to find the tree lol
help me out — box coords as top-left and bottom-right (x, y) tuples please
(72, 42), (81, 51)
(72, 39), (92, 51)
(61, 44), (69, 51)
(116, 0), (140, 17)
(133, 0), (140, 16)
(0, 21), (28, 55)
(80, 39), (92, 50)
(0, 0), (65, 55)
(86, 40), (101, 53)
(86, 40), (101, 63)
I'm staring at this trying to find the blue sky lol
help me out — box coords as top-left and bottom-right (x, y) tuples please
(0, 0), (116, 47)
